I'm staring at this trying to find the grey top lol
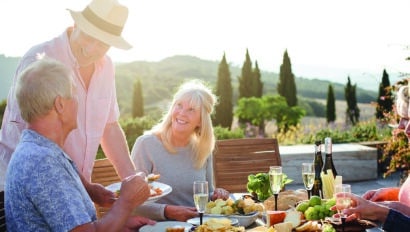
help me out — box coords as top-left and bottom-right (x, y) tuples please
(131, 134), (215, 220)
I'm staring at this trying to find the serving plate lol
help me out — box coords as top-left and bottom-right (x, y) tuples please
(106, 181), (172, 204)
(140, 221), (192, 232)
(187, 216), (239, 226)
(204, 212), (259, 228)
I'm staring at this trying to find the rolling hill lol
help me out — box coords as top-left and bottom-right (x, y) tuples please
(0, 54), (377, 118)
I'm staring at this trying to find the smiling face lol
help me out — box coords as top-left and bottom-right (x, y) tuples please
(69, 27), (110, 67)
(171, 98), (201, 137)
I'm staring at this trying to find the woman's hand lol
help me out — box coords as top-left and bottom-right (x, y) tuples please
(362, 187), (400, 202)
(211, 188), (230, 201)
(164, 205), (198, 222)
(337, 192), (390, 223)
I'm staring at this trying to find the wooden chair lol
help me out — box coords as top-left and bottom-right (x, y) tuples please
(0, 191), (6, 232)
(213, 138), (281, 193)
(91, 158), (120, 218)
(91, 158), (120, 187)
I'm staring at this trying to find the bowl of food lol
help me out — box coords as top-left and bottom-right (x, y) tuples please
(204, 198), (263, 228)
(227, 211), (259, 228)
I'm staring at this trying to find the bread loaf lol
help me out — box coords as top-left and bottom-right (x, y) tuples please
(264, 190), (307, 211)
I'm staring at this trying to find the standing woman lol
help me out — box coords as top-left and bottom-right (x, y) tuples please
(131, 80), (229, 222)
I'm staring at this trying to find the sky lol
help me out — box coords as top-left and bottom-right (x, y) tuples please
(1, 0), (410, 90)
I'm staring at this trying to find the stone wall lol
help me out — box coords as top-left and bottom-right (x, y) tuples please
(279, 143), (378, 184)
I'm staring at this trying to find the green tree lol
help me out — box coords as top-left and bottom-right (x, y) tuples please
(376, 69), (393, 120)
(235, 95), (305, 134)
(132, 79), (144, 118)
(277, 50), (297, 106)
(213, 53), (233, 128)
(252, 61), (263, 97)
(345, 76), (360, 125)
(326, 84), (336, 123)
(238, 49), (254, 99)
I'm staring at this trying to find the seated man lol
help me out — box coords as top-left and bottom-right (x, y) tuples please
(5, 58), (154, 231)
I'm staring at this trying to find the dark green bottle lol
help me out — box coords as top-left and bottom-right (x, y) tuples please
(311, 140), (323, 198)
(322, 137), (338, 177)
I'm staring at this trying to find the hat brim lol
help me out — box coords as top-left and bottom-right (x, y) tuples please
(69, 9), (132, 50)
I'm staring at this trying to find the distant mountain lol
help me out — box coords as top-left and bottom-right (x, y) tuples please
(0, 54), (377, 117)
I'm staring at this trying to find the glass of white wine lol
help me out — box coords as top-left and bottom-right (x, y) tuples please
(269, 166), (282, 211)
(335, 184), (351, 232)
(302, 163), (315, 199)
(193, 180), (209, 225)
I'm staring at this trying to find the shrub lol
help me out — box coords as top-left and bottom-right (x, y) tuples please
(214, 126), (245, 140)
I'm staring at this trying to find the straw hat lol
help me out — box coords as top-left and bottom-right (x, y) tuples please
(68, 0), (132, 50)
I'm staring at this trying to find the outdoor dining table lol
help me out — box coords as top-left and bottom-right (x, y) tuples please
(229, 193), (385, 232)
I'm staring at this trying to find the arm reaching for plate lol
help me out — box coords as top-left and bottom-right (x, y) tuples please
(164, 205), (198, 222)
(337, 192), (410, 231)
(362, 187), (400, 202)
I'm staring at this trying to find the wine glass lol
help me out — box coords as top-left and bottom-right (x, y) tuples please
(269, 166), (283, 211)
(193, 181), (209, 225)
(302, 163), (315, 199)
(335, 184), (351, 232)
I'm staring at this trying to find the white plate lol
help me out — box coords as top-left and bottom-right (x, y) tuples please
(187, 216), (239, 226)
(106, 181), (172, 203)
(140, 221), (192, 232)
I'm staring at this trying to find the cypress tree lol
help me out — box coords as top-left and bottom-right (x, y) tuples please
(213, 53), (233, 128)
(238, 49), (253, 99)
(132, 79), (144, 118)
(253, 61), (263, 97)
(344, 76), (360, 125)
(376, 69), (393, 120)
(277, 50), (297, 106)
(326, 84), (336, 123)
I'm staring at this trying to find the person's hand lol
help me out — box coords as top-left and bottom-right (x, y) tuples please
(211, 188), (230, 201)
(119, 173), (150, 207)
(122, 215), (156, 232)
(164, 205), (198, 222)
(337, 192), (390, 223)
(88, 182), (116, 207)
(362, 188), (399, 202)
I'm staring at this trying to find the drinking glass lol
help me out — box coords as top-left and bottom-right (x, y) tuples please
(193, 181), (209, 225)
(269, 166), (283, 211)
(335, 184), (351, 232)
(302, 163), (315, 199)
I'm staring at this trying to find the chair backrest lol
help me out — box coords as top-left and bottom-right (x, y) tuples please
(0, 191), (6, 232)
(91, 158), (120, 187)
(91, 158), (120, 219)
(213, 138), (281, 193)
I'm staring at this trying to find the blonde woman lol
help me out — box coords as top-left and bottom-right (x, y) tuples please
(131, 80), (229, 222)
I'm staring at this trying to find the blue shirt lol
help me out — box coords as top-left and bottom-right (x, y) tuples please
(5, 130), (96, 232)
(383, 209), (410, 232)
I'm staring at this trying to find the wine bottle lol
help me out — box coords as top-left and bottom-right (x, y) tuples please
(311, 140), (323, 198)
(322, 137), (338, 177)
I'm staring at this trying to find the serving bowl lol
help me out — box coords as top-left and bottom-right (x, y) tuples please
(227, 211), (259, 228)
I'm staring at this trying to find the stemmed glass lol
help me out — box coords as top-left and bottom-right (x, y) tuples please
(302, 163), (315, 199)
(269, 166), (283, 211)
(193, 181), (209, 225)
(335, 184), (352, 232)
